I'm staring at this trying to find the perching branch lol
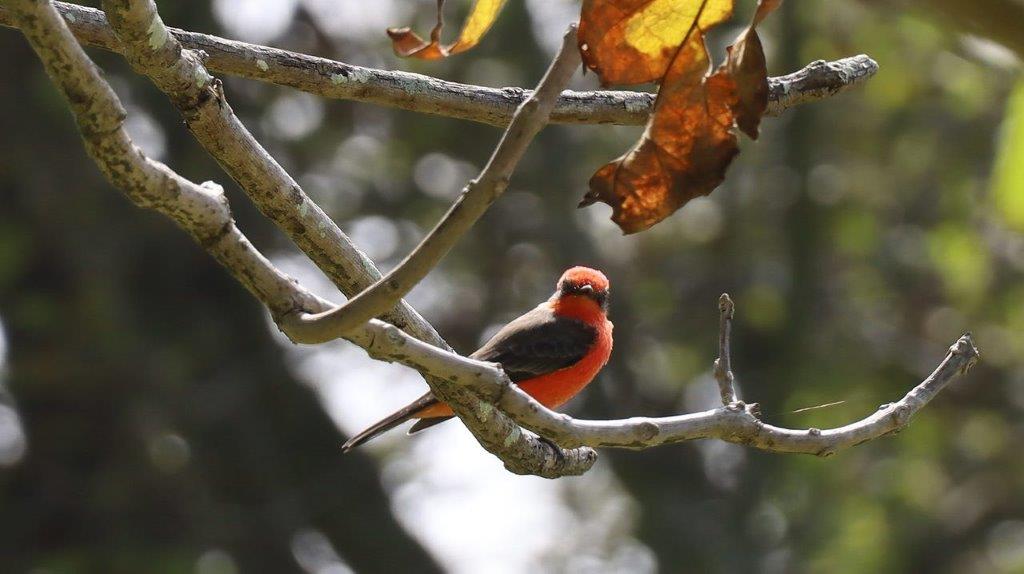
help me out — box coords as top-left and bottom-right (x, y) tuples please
(10, 0), (596, 479)
(0, 2), (879, 128)
(281, 25), (584, 343)
(97, 0), (587, 476)
(353, 295), (980, 455)
(102, 0), (597, 479)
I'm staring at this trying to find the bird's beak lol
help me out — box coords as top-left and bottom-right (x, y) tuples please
(579, 284), (594, 295)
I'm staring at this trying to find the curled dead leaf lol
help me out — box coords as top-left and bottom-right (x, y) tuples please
(581, 34), (738, 234)
(721, 0), (780, 139)
(387, 0), (508, 60)
(579, 0), (782, 233)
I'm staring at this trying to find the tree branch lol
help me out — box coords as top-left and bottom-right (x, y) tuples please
(98, 0), (587, 476)
(98, 0), (599, 478)
(496, 336), (978, 454)
(97, 0), (448, 353)
(281, 25), (584, 343)
(354, 295), (981, 455)
(765, 56), (882, 116)
(10, 0), (596, 479)
(0, 2), (879, 128)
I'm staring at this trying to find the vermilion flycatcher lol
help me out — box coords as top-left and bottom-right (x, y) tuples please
(342, 266), (614, 451)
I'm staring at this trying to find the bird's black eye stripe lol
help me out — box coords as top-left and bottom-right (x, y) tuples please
(560, 281), (609, 308)
(561, 281), (590, 294)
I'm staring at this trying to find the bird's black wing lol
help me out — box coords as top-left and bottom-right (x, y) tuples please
(469, 306), (597, 383)
(389, 307), (595, 438)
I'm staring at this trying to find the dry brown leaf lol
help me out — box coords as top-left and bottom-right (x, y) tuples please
(720, 0), (780, 138)
(387, 0), (508, 60)
(579, 0), (782, 234)
(581, 33), (738, 233)
(577, 0), (733, 86)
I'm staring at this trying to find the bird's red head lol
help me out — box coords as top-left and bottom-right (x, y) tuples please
(555, 266), (610, 311)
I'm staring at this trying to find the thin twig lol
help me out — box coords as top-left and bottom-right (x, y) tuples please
(0, 2), (879, 127)
(12, 0), (596, 479)
(282, 25), (585, 343)
(713, 293), (737, 405)
(764, 57), (882, 116)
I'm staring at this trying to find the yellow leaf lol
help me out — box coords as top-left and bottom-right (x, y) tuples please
(388, 0), (508, 60)
(578, 0), (734, 86)
(579, 0), (782, 233)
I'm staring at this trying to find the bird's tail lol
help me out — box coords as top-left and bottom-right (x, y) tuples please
(341, 392), (438, 452)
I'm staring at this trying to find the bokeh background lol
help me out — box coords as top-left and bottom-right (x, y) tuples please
(2, 0), (1023, 572)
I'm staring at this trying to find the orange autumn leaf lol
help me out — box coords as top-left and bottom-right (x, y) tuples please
(581, 33), (738, 233)
(579, 0), (782, 234)
(578, 0), (733, 86)
(388, 0), (508, 60)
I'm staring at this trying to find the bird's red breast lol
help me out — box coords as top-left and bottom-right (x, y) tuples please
(515, 299), (613, 412)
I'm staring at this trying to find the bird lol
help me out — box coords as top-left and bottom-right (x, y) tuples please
(341, 266), (614, 451)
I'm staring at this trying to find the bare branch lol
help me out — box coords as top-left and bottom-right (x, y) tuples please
(11, 0), (596, 479)
(500, 335), (979, 454)
(101, 0), (598, 478)
(0, 2), (879, 128)
(99, 0), (582, 472)
(354, 300), (981, 456)
(282, 25), (584, 343)
(713, 293), (737, 406)
(765, 56), (882, 116)
(97, 0), (448, 352)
